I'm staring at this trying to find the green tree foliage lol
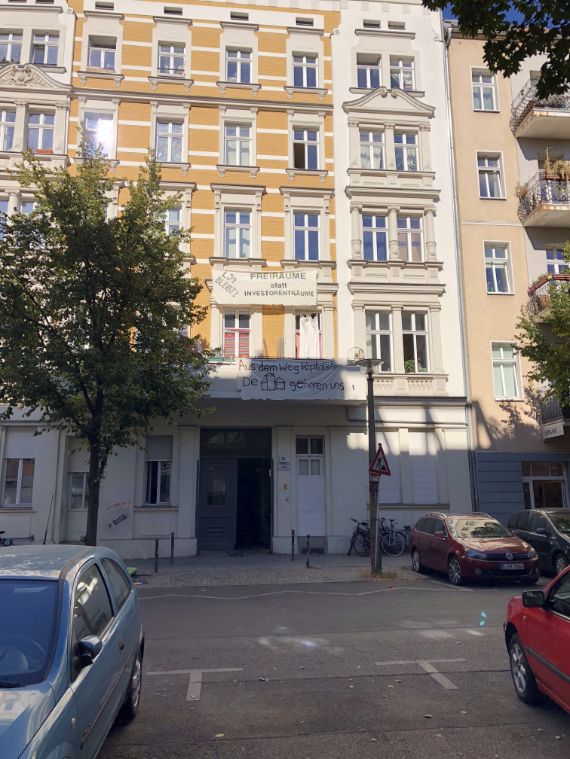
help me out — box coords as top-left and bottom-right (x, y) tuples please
(517, 243), (570, 409)
(0, 154), (210, 544)
(424, 1), (570, 98)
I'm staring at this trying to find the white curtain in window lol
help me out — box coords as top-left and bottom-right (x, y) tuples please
(298, 314), (320, 358)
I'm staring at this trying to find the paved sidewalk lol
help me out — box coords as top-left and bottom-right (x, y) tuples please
(128, 551), (419, 587)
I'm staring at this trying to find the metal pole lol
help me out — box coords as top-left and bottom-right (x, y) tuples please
(367, 366), (382, 573)
(154, 538), (159, 574)
(170, 532), (175, 564)
(291, 529), (295, 561)
(305, 534), (311, 568)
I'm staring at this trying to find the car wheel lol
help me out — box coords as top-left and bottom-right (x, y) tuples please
(411, 548), (426, 574)
(553, 553), (567, 577)
(120, 649), (143, 722)
(448, 556), (463, 586)
(508, 634), (541, 705)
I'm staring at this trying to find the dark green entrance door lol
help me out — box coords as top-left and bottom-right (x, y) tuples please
(197, 459), (237, 550)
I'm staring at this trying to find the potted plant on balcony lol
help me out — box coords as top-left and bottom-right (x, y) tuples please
(404, 359), (416, 373)
(515, 181), (529, 200)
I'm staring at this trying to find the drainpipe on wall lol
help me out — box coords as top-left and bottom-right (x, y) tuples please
(441, 18), (479, 512)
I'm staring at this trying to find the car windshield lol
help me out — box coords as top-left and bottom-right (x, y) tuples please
(447, 518), (510, 540)
(0, 579), (59, 687)
(550, 512), (570, 535)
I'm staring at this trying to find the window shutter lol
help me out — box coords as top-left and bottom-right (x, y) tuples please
(409, 431), (438, 504)
(238, 329), (250, 357)
(5, 429), (36, 458)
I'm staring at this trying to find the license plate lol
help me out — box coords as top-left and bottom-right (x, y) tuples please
(500, 563), (525, 570)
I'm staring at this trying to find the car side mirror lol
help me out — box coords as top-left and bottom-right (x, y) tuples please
(434, 530), (446, 540)
(535, 527), (547, 536)
(522, 590), (546, 609)
(77, 635), (102, 668)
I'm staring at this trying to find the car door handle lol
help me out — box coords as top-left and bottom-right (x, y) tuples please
(119, 640), (125, 651)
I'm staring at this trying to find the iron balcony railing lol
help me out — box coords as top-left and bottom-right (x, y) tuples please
(527, 272), (570, 314)
(518, 171), (570, 222)
(510, 79), (570, 133)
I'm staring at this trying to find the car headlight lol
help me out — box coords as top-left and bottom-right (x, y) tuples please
(465, 549), (487, 560)
(527, 548), (538, 559)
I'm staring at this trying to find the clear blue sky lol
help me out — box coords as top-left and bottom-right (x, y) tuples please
(443, 3), (524, 21)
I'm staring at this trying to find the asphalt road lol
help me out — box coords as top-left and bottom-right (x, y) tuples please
(100, 574), (568, 758)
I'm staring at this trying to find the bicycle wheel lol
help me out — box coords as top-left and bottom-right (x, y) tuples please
(381, 532), (406, 557)
(353, 532), (370, 557)
(0, 538), (13, 547)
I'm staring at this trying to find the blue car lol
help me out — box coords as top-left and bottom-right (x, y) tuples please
(0, 545), (144, 758)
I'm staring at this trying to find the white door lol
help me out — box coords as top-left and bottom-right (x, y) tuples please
(65, 472), (88, 542)
(296, 436), (325, 536)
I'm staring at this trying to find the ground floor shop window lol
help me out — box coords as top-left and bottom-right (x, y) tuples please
(522, 461), (567, 509)
(144, 436), (172, 505)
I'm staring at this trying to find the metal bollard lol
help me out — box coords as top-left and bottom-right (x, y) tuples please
(305, 534), (311, 568)
(170, 532), (175, 564)
(154, 538), (159, 574)
(291, 529), (295, 561)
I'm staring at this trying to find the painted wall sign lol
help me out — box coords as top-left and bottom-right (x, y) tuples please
(237, 358), (364, 401)
(213, 270), (318, 306)
(99, 499), (133, 540)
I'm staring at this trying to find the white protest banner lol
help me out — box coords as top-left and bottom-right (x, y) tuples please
(213, 269), (318, 306)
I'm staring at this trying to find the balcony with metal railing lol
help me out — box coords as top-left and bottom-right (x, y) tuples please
(517, 172), (570, 226)
(527, 272), (570, 315)
(511, 80), (570, 138)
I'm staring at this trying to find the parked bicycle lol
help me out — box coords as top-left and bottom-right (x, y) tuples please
(347, 518), (370, 556)
(348, 517), (411, 557)
(0, 530), (13, 547)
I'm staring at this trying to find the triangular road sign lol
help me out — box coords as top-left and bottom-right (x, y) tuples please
(369, 444), (391, 476)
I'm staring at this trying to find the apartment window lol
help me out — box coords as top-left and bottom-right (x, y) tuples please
(88, 37), (116, 70)
(164, 207), (181, 235)
(226, 48), (251, 84)
(472, 70), (497, 111)
(362, 214), (387, 261)
(27, 112), (54, 152)
(485, 243), (511, 293)
(402, 312), (428, 372)
(357, 54), (381, 88)
(294, 212), (319, 261)
(223, 313), (250, 358)
(293, 54), (318, 88)
(144, 436), (172, 505)
(158, 42), (184, 75)
(492, 343), (520, 399)
(0, 109), (15, 151)
(21, 200), (37, 215)
(546, 247), (569, 274)
(360, 130), (384, 170)
(478, 153), (504, 198)
(293, 129), (318, 170)
(397, 216), (423, 262)
(366, 311), (392, 371)
(0, 31), (22, 63)
(522, 462), (567, 510)
(390, 56), (414, 90)
(155, 120), (183, 163)
(31, 32), (59, 65)
(2, 458), (34, 505)
(224, 210), (251, 258)
(295, 314), (322, 358)
(224, 123), (251, 166)
(84, 112), (114, 157)
(69, 472), (88, 510)
(395, 132), (418, 171)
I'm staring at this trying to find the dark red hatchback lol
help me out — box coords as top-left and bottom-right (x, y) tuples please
(410, 512), (540, 586)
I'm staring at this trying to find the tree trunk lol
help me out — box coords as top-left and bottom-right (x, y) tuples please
(85, 444), (102, 546)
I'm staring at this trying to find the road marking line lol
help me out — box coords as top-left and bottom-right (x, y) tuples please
(147, 667), (243, 702)
(140, 586), (468, 602)
(375, 658), (465, 690)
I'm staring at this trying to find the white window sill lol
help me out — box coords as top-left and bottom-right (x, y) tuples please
(286, 167), (328, 182)
(156, 161), (190, 174)
(486, 291), (515, 296)
(479, 196), (507, 201)
(136, 505), (178, 511)
(284, 86), (327, 100)
(473, 108), (500, 114)
(0, 506), (34, 511)
(77, 70), (124, 86)
(217, 81), (261, 95)
(149, 75), (193, 91)
(216, 164), (260, 178)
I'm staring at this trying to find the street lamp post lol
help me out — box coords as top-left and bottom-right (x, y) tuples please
(356, 357), (382, 573)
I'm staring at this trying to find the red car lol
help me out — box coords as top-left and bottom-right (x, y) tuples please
(505, 566), (570, 712)
(410, 512), (540, 586)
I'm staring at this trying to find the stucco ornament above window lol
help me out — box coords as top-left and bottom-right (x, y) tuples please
(0, 63), (69, 92)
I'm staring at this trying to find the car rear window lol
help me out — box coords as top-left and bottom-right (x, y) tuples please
(101, 558), (132, 611)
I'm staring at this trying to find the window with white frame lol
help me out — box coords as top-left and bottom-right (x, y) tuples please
(31, 31), (59, 65)
(356, 54), (381, 88)
(84, 112), (114, 157)
(397, 216), (423, 262)
(366, 311), (392, 371)
(362, 214), (387, 261)
(144, 436), (172, 505)
(402, 312), (428, 372)
(546, 247), (569, 274)
(69, 472), (88, 510)
(88, 37), (116, 70)
(0, 109), (15, 151)
(478, 153), (504, 198)
(472, 69), (497, 111)
(522, 461), (567, 510)
(294, 212), (319, 261)
(164, 207), (181, 235)
(295, 313), (322, 358)
(224, 209), (251, 258)
(293, 53), (318, 88)
(27, 112), (54, 152)
(293, 129), (319, 170)
(485, 243), (511, 293)
(223, 313), (250, 358)
(20, 200), (37, 215)
(390, 56), (415, 90)
(360, 129), (384, 170)
(224, 123), (251, 166)
(395, 132), (418, 172)
(225, 48), (251, 84)
(155, 120), (183, 163)
(158, 42), (185, 75)
(0, 31), (22, 64)
(2, 458), (34, 505)
(491, 342), (520, 399)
